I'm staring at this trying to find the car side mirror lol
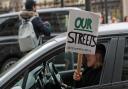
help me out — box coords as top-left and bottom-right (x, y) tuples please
(11, 86), (22, 89)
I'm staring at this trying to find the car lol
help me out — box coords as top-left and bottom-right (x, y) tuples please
(0, 7), (81, 72)
(1, 22), (128, 89)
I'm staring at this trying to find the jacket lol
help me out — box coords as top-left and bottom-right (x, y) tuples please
(20, 11), (51, 38)
(74, 66), (102, 88)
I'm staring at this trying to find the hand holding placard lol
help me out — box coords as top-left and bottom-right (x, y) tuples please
(77, 54), (83, 74)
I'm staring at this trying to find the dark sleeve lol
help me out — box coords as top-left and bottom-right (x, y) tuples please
(87, 75), (100, 86)
(74, 80), (83, 88)
(83, 71), (101, 87)
(32, 17), (51, 36)
(80, 69), (101, 87)
(92, 71), (101, 85)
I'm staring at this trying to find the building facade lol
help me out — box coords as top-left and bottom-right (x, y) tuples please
(35, 0), (122, 22)
(0, 0), (128, 22)
(91, 0), (122, 23)
(0, 0), (24, 13)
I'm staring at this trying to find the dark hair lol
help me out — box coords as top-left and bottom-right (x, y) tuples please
(82, 44), (106, 68)
(25, 0), (36, 11)
(96, 44), (106, 60)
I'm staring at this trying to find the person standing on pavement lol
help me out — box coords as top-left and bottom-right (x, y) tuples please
(111, 16), (117, 23)
(20, 0), (51, 39)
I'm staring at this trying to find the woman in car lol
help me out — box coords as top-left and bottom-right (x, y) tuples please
(73, 44), (106, 88)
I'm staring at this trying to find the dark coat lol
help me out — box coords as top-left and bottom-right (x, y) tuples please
(32, 16), (51, 38)
(74, 67), (102, 88)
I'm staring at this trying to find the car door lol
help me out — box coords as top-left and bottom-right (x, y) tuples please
(0, 16), (22, 72)
(50, 36), (118, 89)
(110, 35), (128, 89)
(2, 42), (67, 89)
(76, 36), (118, 89)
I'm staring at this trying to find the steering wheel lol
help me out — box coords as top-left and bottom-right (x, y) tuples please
(48, 63), (68, 89)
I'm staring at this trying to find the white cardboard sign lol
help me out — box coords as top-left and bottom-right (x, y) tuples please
(65, 10), (100, 54)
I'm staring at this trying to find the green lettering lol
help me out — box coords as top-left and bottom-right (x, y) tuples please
(86, 18), (92, 29)
(74, 17), (93, 32)
(75, 17), (81, 28)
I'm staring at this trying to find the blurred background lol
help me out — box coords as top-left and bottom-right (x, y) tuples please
(0, 0), (128, 23)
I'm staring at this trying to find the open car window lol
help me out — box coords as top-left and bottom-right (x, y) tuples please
(51, 52), (77, 71)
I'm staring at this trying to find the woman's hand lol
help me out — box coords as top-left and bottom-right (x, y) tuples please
(73, 70), (82, 81)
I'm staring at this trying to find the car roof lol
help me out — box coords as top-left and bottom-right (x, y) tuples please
(0, 7), (81, 18)
(51, 23), (128, 37)
(37, 7), (81, 13)
(54, 23), (128, 36)
(99, 22), (128, 36)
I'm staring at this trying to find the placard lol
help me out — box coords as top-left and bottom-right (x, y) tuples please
(65, 10), (100, 54)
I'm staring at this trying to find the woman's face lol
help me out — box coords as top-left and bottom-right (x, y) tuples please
(85, 53), (102, 68)
(86, 54), (97, 67)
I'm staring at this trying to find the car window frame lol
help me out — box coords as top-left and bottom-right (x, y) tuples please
(112, 36), (125, 83)
(0, 16), (19, 36)
(79, 36), (118, 89)
(112, 35), (128, 83)
(98, 36), (118, 85)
